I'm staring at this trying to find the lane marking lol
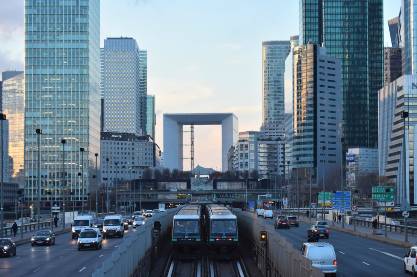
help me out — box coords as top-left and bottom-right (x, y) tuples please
(338, 251), (345, 255)
(79, 267), (86, 272)
(362, 261), (370, 266)
(33, 266), (41, 273)
(369, 248), (403, 261)
(99, 254), (104, 258)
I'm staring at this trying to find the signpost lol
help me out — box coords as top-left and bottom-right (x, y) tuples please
(318, 192), (333, 207)
(372, 186), (395, 238)
(332, 191), (351, 212)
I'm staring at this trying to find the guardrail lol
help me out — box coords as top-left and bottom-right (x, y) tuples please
(92, 208), (178, 277)
(235, 210), (323, 277)
(2, 220), (53, 237)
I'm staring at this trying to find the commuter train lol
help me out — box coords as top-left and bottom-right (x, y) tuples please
(171, 205), (203, 247)
(206, 204), (238, 250)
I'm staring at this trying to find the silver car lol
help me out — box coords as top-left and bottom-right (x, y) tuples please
(301, 242), (337, 275)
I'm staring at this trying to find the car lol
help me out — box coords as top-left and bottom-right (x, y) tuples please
(122, 216), (130, 230)
(310, 225), (329, 239)
(102, 214), (124, 238)
(287, 216), (299, 227)
(31, 230), (56, 246)
(263, 210), (273, 219)
(133, 216), (146, 228)
(72, 215), (96, 239)
(144, 210), (154, 217)
(315, 220), (329, 228)
(301, 242), (337, 276)
(256, 209), (265, 217)
(307, 227), (320, 242)
(274, 217), (290, 229)
(77, 228), (102, 250)
(404, 246), (417, 275)
(0, 238), (16, 257)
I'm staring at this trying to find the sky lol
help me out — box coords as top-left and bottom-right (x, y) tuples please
(0, 0), (401, 170)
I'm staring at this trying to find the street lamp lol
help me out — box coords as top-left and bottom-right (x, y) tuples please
(321, 145), (326, 220)
(401, 110), (409, 242)
(94, 153), (98, 214)
(61, 139), (66, 229)
(0, 113), (6, 237)
(105, 158), (110, 213)
(36, 128), (42, 230)
(115, 161), (119, 213)
(80, 147), (85, 213)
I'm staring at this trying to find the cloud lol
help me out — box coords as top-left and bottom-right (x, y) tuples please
(0, 0), (24, 35)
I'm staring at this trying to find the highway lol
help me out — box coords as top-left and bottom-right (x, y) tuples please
(0, 226), (139, 277)
(256, 214), (409, 276)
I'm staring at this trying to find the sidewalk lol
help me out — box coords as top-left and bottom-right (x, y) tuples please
(4, 224), (71, 246)
(301, 215), (417, 248)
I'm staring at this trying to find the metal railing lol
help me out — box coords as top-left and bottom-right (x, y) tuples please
(92, 208), (178, 277)
(2, 220), (53, 237)
(235, 210), (323, 277)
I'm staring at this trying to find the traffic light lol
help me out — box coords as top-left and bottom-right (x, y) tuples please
(260, 231), (268, 242)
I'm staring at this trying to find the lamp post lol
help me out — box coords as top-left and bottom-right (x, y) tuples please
(321, 145), (326, 220)
(0, 113), (6, 237)
(340, 137), (345, 228)
(402, 110), (409, 242)
(36, 128), (42, 230)
(61, 139), (66, 229)
(105, 158), (110, 213)
(80, 147), (85, 213)
(94, 153), (98, 214)
(115, 161), (119, 213)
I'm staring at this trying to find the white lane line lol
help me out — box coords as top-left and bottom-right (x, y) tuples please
(99, 254), (104, 258)
(338, 251), (345, 255)
(114, 245), (119, 248)
(79, 267), (86, 272)
(369, 248), (403, 261)
(33, 267), (41, 273)
(362, 261), (370, 266)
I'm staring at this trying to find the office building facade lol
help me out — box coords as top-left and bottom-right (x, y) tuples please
(24, 0), (101, 208)
(346, 148), (378, 189)
(284, 113), (293, 178)
(292, 44), (342, 186)
(146, 95), (156, 139)
(232, 131), (259, 172)
(102, 37), (147, 135)
(384, 48), (403, 84)
(100, 132), (161, 188)
(261, 41), (290, 139)
(300, 0), (384, 149)
(2, 72), (24, 183)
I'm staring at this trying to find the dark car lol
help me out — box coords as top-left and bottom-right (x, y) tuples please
(310, 225), (329, 239)
(31, 230), (56, 246)
(287, 216), (299, 227)
(275, 218), (290, 229)
(0, 238), (16, 257)
(94, 218), (104, 231)
(307, 226), (320, 242)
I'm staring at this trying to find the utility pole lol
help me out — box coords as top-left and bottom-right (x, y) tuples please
(115, 161), (119, 213)
(80, 147), (85, 213)
(341, 137), (345, 228)
(36, 128), (42, 230)
(95, 153), (98, 214)
(0, 113), (6, 237)
(322, 146), (326, 220)
(61, 139), (66, 229)
(402, 110), (409, 242)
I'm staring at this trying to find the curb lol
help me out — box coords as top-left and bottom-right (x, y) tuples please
(14, 227), (71, 246)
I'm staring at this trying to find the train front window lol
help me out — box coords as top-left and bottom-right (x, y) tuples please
(173, 220), (199, 235)
(211, 220), (237, 235)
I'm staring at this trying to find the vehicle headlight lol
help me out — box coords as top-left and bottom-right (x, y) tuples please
(31, 238), (35, 241)
(46, 238), (50, 241)
(3, 246), (9, 250)
(103, 229), (106, 232)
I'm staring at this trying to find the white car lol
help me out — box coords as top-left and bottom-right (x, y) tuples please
(77, 228), (102, 250)
(404, 246), (417, 275)
(256, 209), (265, 217)
(263, 209), (273, 219)
(301, 242), (337, 275)
(133, 216), (146, 228)
(144, 210), (154, 217)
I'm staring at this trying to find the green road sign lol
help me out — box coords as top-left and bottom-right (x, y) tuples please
(372, 186), (395, 202)
(318, 192), (333, 207)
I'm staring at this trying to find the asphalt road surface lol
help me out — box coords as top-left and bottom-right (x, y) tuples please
(258, 215), (409, 277)
(0, 227), (138, 277)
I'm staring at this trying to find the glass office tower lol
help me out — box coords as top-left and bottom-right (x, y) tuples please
(300, 0), (384, 148)
(25, 0), (100, 209)
(146, 95), (156, 139)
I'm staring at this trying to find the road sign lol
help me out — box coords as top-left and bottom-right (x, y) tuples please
(318, 192), (333, 207)
(332, 191), (351, 211)
(403, 211), (410, 218)
(372, 186), (395, 204)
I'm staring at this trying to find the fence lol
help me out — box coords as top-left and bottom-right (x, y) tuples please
(2, 220), (53, 237)
(92, 208), (178, 277)
(235, 210), (323, 277)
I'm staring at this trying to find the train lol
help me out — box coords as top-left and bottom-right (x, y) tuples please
(171, 204), (238, 251)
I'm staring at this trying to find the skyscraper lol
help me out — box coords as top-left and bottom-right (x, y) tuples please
(261, 41), (290, 139)
(102, 38), (147, 135)
(292, 44), (342, 186)
(146, 95), (156, 139)
(1, 71), (24, 111)
(300, 0), (384, 149)
(388, 16), (401, 48)
(2, 72), (24, 183)
(25, 0), (100, 208)
(384, 48), (403, 84)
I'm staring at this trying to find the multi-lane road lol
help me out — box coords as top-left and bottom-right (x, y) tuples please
(0, 227), (139, 277)
(257, 214), (409, 276)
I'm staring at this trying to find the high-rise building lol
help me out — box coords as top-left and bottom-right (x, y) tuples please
(346, 147), (378, 189)
(378, 75), (417, 205)
(292, 44), (342, 186)
(139, 50), (148, 133)
(261, 41), (290, 139)
(284, 36), (299, 112)
(389, 16), (401, 48)
(1, 71), (24, 111)
(2, 72), (24, 183)
(24, 0), (100, 208)
(232, 131), (259, 172)
(284, 113), (293, 178)
(257, 138), (284, 179)
(400, 0), (417, 74)
(146, 95), (156, 139)
(384, 47), (403, 84)
(300, 0), (384, 149)
(102, 37), (146, 135)
(0, 119), (9, 183)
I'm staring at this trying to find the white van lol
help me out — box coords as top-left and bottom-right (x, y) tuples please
(301, 242), (337, 275)
(72, 215), (96, 239)
(256, 208), (265, 217)
(103, 215), (124, 238)
(263, 210), (274, 219)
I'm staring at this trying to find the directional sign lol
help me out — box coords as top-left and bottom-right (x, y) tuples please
(372, 186), (395, 204)
(332, 191), (351, 212)
(403, 211), (410, 218)
(318, 192), (333, 207)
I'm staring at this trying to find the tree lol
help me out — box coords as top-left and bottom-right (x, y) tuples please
(162, 168), (171, 179)
(142, 168), (152, 179)
(154, 169), (162, 180)
(250, 170), (259, 180)
(172, 169), (180, 179)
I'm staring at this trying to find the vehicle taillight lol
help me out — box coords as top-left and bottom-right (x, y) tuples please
(333, 260), (337, 266)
